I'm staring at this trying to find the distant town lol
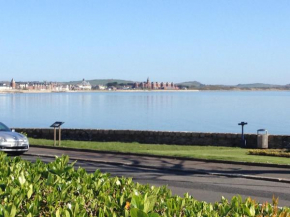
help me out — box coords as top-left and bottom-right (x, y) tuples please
(1, 78), (290, 92)
(0, 78), (179, 92)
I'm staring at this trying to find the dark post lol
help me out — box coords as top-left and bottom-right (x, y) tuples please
(238, 122), (247, 147)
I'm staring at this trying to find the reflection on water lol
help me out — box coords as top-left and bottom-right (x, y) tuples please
(0, 91), (289, 135)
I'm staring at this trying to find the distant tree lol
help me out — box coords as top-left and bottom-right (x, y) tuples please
(107, 82), (118, 87)
(119, 82), (134, 86)
(177, 85), (189, 89)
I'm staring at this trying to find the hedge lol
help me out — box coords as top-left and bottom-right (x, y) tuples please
(248, 149), (290, 158)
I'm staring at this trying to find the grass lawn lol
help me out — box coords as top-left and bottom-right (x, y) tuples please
(29, 138), (290, 165)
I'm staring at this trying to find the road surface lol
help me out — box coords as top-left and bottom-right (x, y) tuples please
(20, 147), (290, 206)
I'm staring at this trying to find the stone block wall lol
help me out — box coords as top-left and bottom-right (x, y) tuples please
(15, 128), (290, 149)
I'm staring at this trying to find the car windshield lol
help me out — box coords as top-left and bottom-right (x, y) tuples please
(0, 122), (11, 132)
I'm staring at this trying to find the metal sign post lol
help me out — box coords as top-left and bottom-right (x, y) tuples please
(50, 122), (64, 146)
(238, 122), (247, 147)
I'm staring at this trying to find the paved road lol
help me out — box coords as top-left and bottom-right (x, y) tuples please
(21, 147), (290, 206)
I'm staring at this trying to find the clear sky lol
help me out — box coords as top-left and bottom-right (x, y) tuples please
(0, 1), (289, 85)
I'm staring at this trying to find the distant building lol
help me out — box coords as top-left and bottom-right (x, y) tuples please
(16, 82), (29, 90)
(73, 79), (92, 90)
(53, 84), (70, 91)
(10, 78), (16, 89)
(0, 82), (11, 90)
(108, 86), (117, 91)
(94, 85), (106, 90)
(133, 77), (179, 90)
(6, 78), (69, 91)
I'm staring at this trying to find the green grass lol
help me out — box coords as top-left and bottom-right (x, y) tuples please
(29, 138), (290, 165)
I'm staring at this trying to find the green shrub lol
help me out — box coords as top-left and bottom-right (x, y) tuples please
(0, 153), (289, 216)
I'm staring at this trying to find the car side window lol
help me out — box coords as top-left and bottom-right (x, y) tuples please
(0, 123), (10, 132)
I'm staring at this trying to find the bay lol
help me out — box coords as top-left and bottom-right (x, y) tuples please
(0, 91), (289, 135)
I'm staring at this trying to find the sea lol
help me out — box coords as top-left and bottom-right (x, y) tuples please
(0, 91), (289, 135)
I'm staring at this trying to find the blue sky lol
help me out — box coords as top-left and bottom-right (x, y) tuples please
(0, 0), (289, 84)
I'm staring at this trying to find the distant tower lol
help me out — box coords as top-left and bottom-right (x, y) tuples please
(10, 78), (16, 89)
(147, 77), (150, 89)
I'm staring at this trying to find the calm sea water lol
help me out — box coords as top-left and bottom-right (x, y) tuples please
(0, 91), (289, 135)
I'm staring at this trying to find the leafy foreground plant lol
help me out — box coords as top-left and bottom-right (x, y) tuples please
(0, 153), (289, 217)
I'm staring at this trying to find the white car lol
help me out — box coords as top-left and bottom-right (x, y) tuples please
(0, 122), (29, 154)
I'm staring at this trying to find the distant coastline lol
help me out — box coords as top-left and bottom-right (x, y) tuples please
(1, 78), (289, 93)
(1, 88), (290, 94)
(0, 89), (199, 94)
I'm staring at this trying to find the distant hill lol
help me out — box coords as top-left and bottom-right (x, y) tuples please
(177, 81), (204, 88)
(64, 79), (135, 86)
(236, 83), (283, 88)
(175, 81), (290, 90)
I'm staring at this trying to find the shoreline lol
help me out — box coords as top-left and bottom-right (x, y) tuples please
(0, 89), (289, 94)
(0, 89), (200, 94)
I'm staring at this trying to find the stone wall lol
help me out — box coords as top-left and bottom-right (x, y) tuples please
(15, 128), (290, 149)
